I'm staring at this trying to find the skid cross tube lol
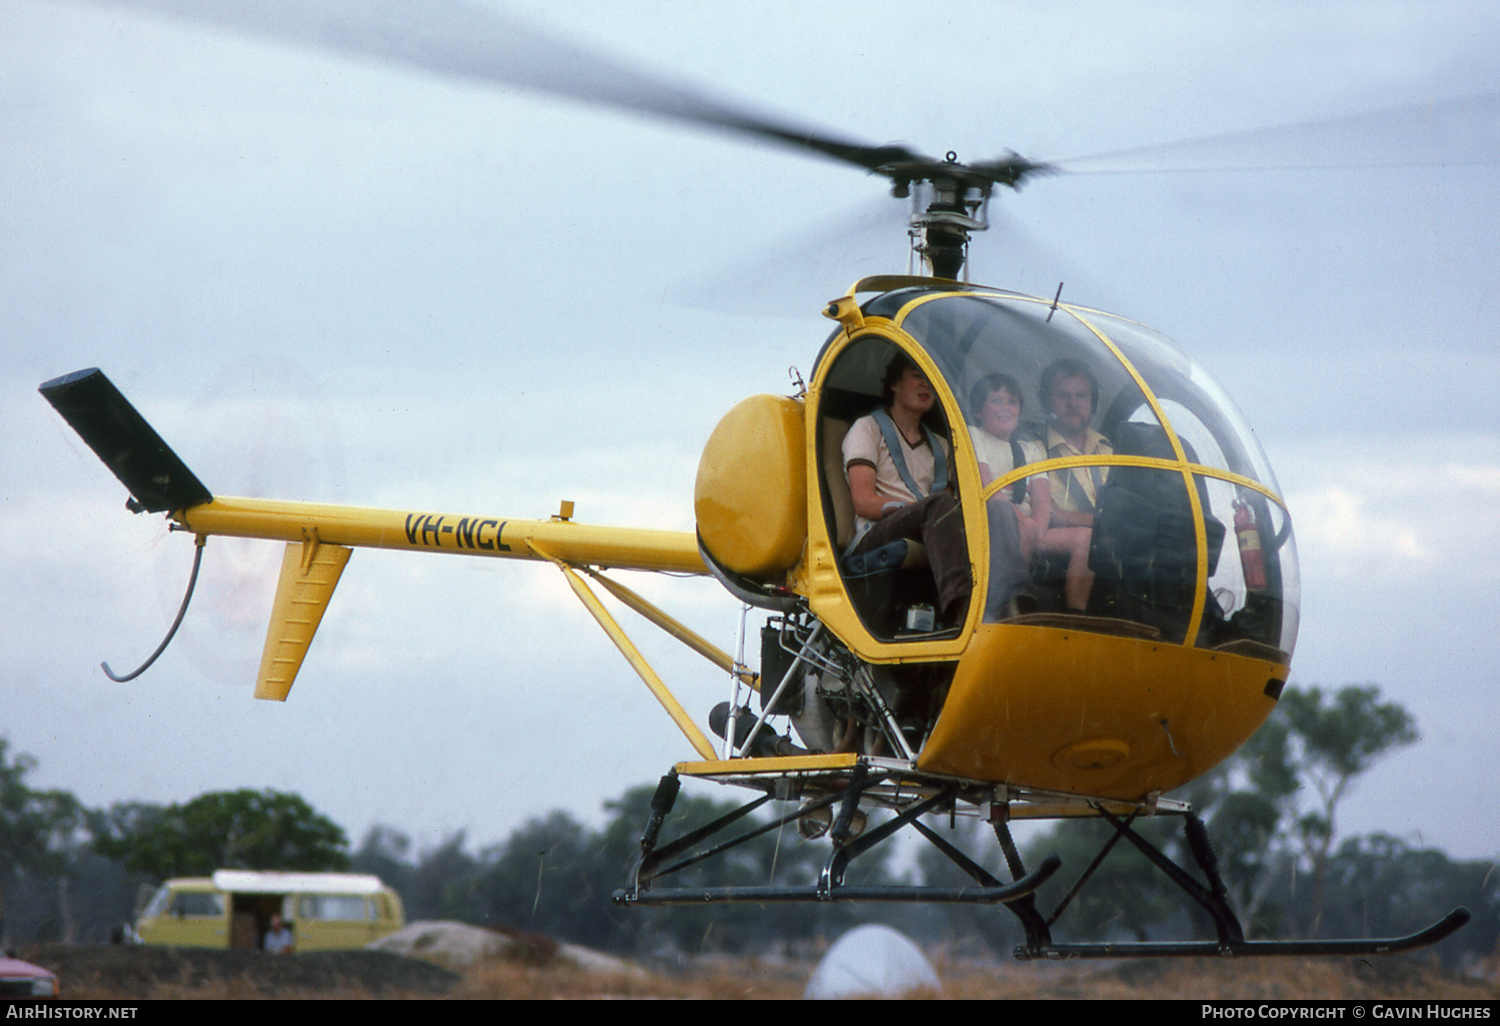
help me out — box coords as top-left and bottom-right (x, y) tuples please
(818, 780), (960, 897)
(1010, 807), (1472, 960)
(1043, 808), (1137, 930)
(614, 769), (1060, 907)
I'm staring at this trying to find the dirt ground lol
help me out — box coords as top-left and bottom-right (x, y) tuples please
(19, 943), (1499, 1001)
(23, 944), (460, 1000)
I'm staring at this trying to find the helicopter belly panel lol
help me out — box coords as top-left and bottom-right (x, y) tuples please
(916, 623), (1285, 799)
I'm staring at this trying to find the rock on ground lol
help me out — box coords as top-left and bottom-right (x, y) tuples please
(370, 920), (643, 977)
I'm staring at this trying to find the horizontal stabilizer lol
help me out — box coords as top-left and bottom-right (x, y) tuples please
(39, 368), (212, 514)
(255, 538), (352, 701)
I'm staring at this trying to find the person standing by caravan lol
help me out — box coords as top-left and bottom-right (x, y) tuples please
(263, 912), (294, 954)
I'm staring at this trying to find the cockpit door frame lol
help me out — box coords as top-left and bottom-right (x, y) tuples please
(797, 320), (986, 664)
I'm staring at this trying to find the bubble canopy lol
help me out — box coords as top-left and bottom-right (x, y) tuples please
(815, 282), (1298, 659)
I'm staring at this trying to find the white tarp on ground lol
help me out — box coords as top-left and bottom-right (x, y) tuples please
(803, 924), (941, 999)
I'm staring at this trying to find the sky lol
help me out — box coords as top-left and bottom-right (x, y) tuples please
(3, 0), (1498, 874)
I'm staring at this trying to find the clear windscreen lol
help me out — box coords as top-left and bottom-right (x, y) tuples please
(892, 291), (1297, 657)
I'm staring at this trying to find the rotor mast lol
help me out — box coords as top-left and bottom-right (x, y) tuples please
(882, 152), (1053, 280)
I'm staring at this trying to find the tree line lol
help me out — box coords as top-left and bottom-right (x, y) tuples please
(1, 684), (1495, 967)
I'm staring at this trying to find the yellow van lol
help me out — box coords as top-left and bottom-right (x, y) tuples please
(134, 870), (405, 951)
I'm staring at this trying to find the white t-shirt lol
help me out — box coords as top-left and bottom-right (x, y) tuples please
(842, 414), (950, 533)
(969, 427), (1045, 517)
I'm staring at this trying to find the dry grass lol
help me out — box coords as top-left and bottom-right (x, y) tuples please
(447, 952), (1498, 1001)
(933, 957), (1499, 1001)
(453, 959), (807, 1000)
(29, 943), (1499, 1000)
(279, 955), (1500, 1000)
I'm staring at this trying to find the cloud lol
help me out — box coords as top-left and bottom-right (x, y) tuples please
(1280, 433), (1500, 585)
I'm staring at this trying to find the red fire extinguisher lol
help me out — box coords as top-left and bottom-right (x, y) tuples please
(1233, 499), (1267, 592)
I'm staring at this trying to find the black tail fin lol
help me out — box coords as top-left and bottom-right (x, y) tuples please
(40, 368), (212, 514)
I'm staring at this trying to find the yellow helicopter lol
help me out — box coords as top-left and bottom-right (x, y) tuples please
(37, 2), (1471, 959)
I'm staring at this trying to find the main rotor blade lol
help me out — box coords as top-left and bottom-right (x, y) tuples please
(87, 0), (926, 175)
(1050, 91), (1500, 175)
(666, 196), (909, 317)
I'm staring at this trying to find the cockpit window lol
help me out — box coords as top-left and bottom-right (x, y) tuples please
(874, 289), (1298, 659)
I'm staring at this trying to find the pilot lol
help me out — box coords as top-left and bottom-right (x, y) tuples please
(1035, 358), (1112, 612)
(844, 354), (1028, 626)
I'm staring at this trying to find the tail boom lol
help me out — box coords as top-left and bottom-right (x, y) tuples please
(42, 367), (707, 705)
(177, 497), (706, 576)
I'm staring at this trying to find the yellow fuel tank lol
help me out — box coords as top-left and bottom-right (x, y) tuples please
(695, 394), (807, 579)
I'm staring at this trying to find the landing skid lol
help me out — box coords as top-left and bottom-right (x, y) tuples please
(1005, 805), (1471, 960)
(613, 761), (1470, 960)
(1016, 915), (1473, 960)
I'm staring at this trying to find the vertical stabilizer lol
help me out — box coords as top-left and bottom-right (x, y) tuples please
(256, 537), (352, 701)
